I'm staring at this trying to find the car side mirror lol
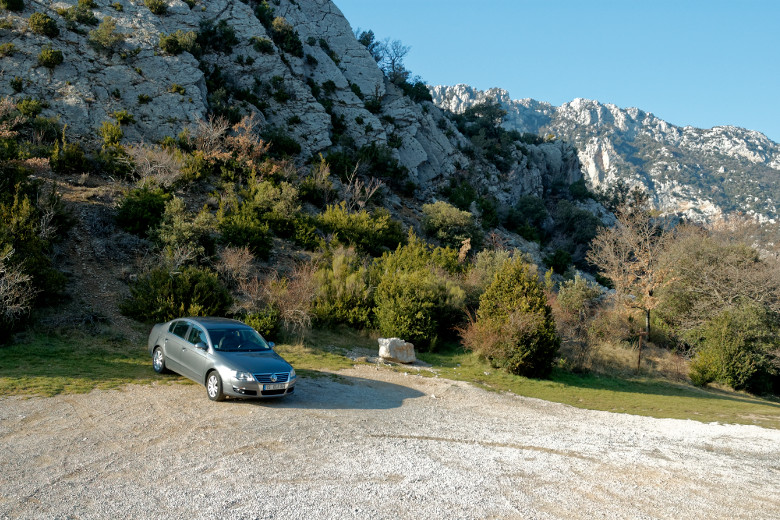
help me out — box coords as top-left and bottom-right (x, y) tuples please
(195, 341), (208, 351)
(268, 341), (275, 348)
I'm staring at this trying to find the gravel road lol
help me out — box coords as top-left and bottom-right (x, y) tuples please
(1, 365), (779, 519)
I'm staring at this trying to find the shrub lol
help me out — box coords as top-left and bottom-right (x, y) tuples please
(98, 120), (122, 146)
(261, 127), (301, 158)
(115, 187), (171, 236)
(152, 197), (217, 261)
(371, 233), (466, 348)
(59, 2), (98, 26)
(10, 76), (23, 93)
(688, 305), (779, 394)
(269, 16), (303, 57)
(244, 307), (280, 338)
(88, 17), (124, 51)
(144, 0), (167, 15)
(169, 83), (186, 95)
(218, 207), (273, 260)
(312, 247), (373, 328)
(51, 137), (88, 175)
(422, 200), (483, 251)
(38, 45), (63, 68)
(318, 202), (405, 257)
(464, 256), (559, 378)
(197, 19), (238, 54)
(29, 12), (60, 37)
(251, 36), (274, 54)
(0, 0), (24, 12)
(159, 30), (199, 56)
(120, 266), (232, 323)
(111, 109), (134, 125)
(544, 249), (572, 275)
(137, 94), (152, 104)
(17, 97), (42, 117)
(0, 42), (15, 57)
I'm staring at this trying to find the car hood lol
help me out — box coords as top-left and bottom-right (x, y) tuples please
(216, 350), (292, 374)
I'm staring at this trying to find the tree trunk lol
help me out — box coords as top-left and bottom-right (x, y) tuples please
(645, 308), (651, 337)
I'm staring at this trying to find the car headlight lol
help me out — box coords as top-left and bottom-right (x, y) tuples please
(289, 368), (296, 380)
(234, 371), (255, 382)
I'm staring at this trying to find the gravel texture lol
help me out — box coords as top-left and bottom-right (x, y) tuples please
(1, 365), (779, 519)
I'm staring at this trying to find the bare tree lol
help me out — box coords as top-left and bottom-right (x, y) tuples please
(344, 165), (383, 211)
(587, 205), (674, 336)
(0, 248), (35, 326)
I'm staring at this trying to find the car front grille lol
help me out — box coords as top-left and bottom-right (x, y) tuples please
(254, 372), (289, 383)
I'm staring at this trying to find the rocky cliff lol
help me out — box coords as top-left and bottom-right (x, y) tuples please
(2, 0), (585, 205)
(431, 85), (780, 222)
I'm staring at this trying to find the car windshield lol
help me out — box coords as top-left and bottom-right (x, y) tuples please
(208, 326), (272, 352)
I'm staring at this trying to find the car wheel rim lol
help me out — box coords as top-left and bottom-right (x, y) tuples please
(207, 375), (218, 397)
(153, 350), (163, 370)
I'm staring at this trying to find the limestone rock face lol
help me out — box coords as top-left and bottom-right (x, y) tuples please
(431, 84), (780, 223)
(2, 1), (582, 209)
(378, 337), (416, 364)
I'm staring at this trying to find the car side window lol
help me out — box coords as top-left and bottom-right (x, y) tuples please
(171, 321), (190, 339)
(187, 326), (208, 346)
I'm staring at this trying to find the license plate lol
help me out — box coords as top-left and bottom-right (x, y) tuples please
(264, 383), (286, 391)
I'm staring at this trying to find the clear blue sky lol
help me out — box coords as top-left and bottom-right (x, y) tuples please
(333, 0), (780, 143)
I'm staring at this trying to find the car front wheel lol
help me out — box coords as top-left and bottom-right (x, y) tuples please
(152, 347), (168, 374)
(206, 371), (225, 401)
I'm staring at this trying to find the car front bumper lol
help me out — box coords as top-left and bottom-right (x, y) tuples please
(228, 378), (297, 398)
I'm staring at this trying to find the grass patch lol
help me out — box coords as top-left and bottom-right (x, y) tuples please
(0, 329), (178, 397)
(418, 344), (780, 429)
(273, 326), (375, 373)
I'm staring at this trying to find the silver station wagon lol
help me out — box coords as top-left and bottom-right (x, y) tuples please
(148, 317), (296, 401)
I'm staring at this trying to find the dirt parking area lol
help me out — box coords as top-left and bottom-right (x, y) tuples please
(1, 365), (779, 519)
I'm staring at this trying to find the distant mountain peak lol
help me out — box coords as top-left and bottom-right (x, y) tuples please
(431, 85), (780, 223)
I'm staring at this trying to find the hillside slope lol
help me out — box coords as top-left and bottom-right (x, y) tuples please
(431, 85), (780, 222)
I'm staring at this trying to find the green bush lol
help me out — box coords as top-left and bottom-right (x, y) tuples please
(251, 36), (274, 54)
(98, 120), (122, 146)
(371, 233), (465, 348)
(217, 206), (273, 260)
(137, 94), (152, 104)
(111, 109), (134, 125)
(261, 127), (301, 158)
(152, 197), (217, 261)
(51, 137), (89, 175)
(504, 195), (547, 240)
(169, 83), (186, 95)
(0, 43), (16, 57)
(197, 19), (238, 54)
(59, 2), (98, 26)
(159, 30), (199, 56)
(544, 249), (572, 275)
(689, 305), (779, 394)
(120, 266), (232, 323)
(244, 307), (280, 338)
(269, 16), (303, 57)
(0, 0), (24, 12)
(38, 45), (63, 68)
(115, 187), (172, 236)
(144, 0), (167, 15)
(312, 247), (373, 329)
(318, 202), (405, 257)
(29, 12), (60, 37)
(88, 17), (124, 51)
(465, 256), (559, 378)
(422, 200), (483, 250)
(17, 97), (43, 117)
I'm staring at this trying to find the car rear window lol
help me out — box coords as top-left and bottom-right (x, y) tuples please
(170, 321), (190, 339)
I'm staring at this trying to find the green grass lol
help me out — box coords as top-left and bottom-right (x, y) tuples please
(3, 327), (779, 430)
(0, 330), (177, 397)
(418, 344), (780, 429)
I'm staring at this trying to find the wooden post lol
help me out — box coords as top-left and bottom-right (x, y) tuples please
(636, 331), (647, 373)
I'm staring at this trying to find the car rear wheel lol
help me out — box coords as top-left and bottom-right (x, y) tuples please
(152, 347), (168, 374)
(206, 371), (225, 401)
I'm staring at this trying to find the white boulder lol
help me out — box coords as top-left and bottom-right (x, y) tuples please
(378, 337), (416, 364)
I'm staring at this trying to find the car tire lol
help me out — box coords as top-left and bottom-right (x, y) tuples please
(206, 371), (225, 401)
(152, 347), (168, 374)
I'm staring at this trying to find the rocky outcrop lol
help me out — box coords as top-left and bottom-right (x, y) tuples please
(431, 85), (780, 222)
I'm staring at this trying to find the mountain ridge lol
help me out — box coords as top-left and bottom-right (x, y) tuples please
(431, 84), (780, 223)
